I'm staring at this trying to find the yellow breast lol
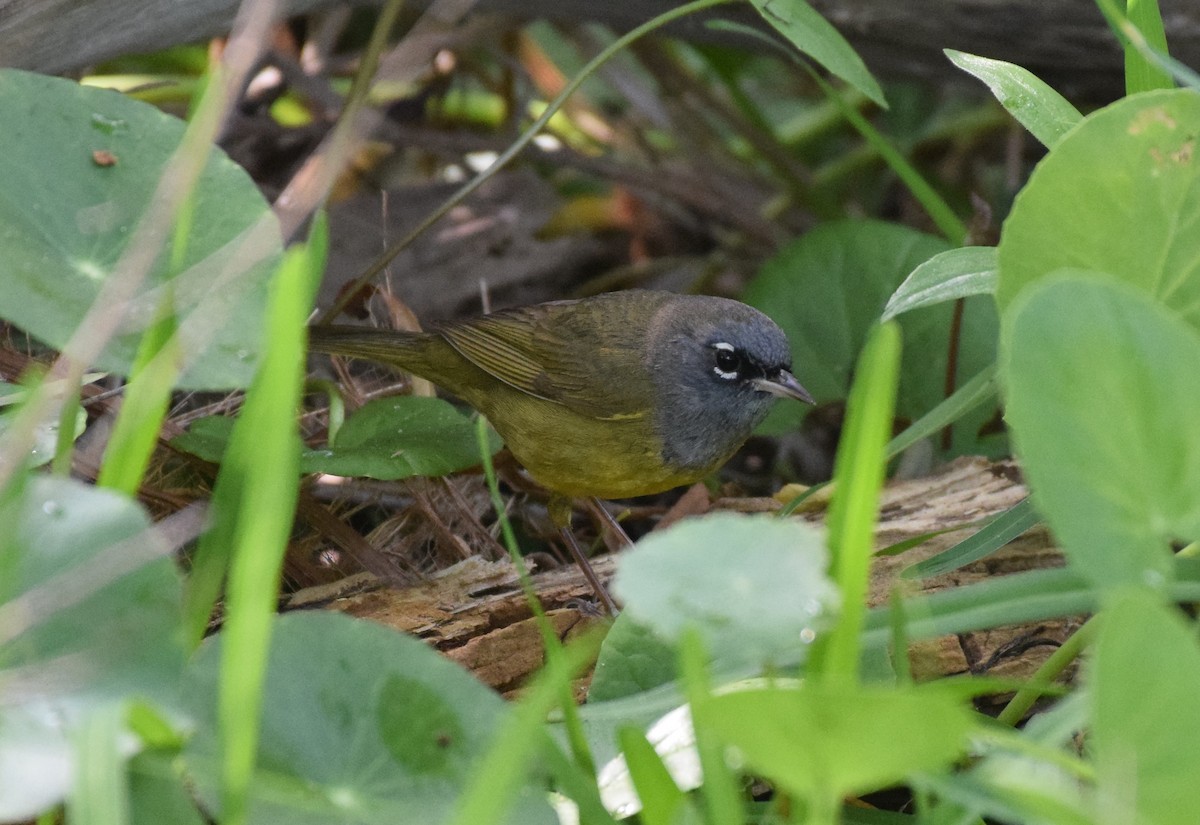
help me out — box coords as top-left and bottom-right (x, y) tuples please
(474, 387), (710, 499)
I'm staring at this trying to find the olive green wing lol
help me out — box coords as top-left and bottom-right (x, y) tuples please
(436, 300), (652, 421)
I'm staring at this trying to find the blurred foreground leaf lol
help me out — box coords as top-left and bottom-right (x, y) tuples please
(0, 476), (184, 821)
(0, 69), (282, 390)
(183, 612), (555, 825)
(1002, 275), (1200, 591)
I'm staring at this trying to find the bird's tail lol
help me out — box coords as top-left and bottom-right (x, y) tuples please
(307, 325), (433, 373)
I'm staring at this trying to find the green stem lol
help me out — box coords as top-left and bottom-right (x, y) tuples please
(50, 378), (82, 476)
(320, 0), (739, 322)
(306, 379), (345, 445)
(473, 416), (597, 777)
(809, 70), (968, 244)
(996, 616), (1097, 727)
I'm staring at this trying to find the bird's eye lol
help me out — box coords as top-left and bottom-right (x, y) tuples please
(712, 342), (743, 380)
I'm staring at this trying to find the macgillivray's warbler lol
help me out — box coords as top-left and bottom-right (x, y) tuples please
(309, 289), (813, 610)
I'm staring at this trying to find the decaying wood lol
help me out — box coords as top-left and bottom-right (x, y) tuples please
(308, 456), (1077, 697)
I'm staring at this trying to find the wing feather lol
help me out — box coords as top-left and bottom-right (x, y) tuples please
(436, 297), (660, 420)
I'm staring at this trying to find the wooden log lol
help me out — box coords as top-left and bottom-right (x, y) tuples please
(304, 456), (1076, 699)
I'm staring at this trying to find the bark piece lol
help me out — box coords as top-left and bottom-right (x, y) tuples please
(316, 457), (1074, 698)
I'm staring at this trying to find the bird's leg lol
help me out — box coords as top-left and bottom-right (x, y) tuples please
(549, 495), (619, 616)
(583, 496), (633, 550)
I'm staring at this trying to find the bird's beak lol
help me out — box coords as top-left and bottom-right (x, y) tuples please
(753, 370), (815, 404)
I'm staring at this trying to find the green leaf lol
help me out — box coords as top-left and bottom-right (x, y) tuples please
(0, 478), (185, 695)
(920, 766), (1093, 825)
(706, 682), (973, 801)
(0, 476), (185, 821)
(611, 512), (838, 672)
(0, 69), (282, 390)
(996, 89), (1200, 330)
(0, 401), (86, 469)
(172, 397), (501, 481)
(168, 414), (235, 463)
(944, 50), (1083, 147)
(306, 397), (501, 479)
(589, 616), (679, 702)
(747, 220), (999, 456)
(129, 752), (206, 825)
(1002, 275), (1200, 591)
(748, 0), (886, 107)
(883, 246), (998, 320)
(1093, 593), (1200, 825)
(182, 611), (555, 825)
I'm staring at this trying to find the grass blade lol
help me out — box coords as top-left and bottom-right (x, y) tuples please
(864, 559), (1200, 649)
(885, 363), (997, 461)
(199, 221), (324, 825)
(615, 726), (686, 825)
(1094, 0), (1200, 91)
(903, 497), (1039, 579)
(679, 631), (743, 825)
(96, 304), (181, 495)
(69, 704), (129, 825)
(1122, 0), (1173, 94)
(812, 322), (902, 684)
(447, 632), (606, 825)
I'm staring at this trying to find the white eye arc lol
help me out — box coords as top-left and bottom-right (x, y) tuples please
(712, 342), (741, 380)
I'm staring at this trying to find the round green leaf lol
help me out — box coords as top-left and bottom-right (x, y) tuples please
(997, 89), (1200, 331)
(182, 611), (554, 825)
(611, 513), (838, 671)
(0, 476), (184, 699)
(304, 397), (500, 480)
(0, 476), (185, 821)
(167, 415), (236, 463)
(588, 616), (679, 702)
(746, 220), (998, 454)
(171, 398), (501, 480)
(0, 404), (86, 469)
(129, 753), (207, 825)
(1093, 594), (1200, 825)
(707, 683), (973, 801)
(1002, 274), (1200, 590)
(0, 69), (283, 390)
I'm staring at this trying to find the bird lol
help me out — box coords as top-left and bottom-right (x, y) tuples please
(309, 289), (813, 499)
(309, 289), (813, 612)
